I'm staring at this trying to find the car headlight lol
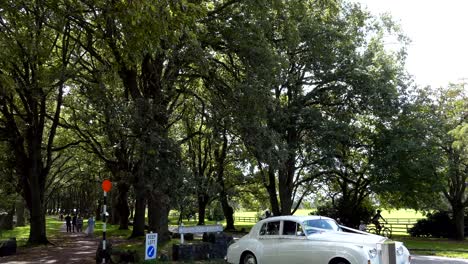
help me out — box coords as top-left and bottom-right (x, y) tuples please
(368, 248), (377, 259)
(396, 246), (404, 256)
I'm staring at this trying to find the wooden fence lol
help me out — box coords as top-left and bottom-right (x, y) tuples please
(171, 214), (422, 235)
(233, 216), (422, 235)
(234, 216), (258, 223)
(385, 218), (422, 234)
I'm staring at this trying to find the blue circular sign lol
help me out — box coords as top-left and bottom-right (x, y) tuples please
(147, 245), (155, 258)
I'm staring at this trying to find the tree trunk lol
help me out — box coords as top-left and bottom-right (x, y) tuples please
(278, 156), (295, 215)
(453, 203), (465, 240)
(130, 192), (146, 238)
(29, 209), (47, 245)
(148, 194), (155, 228)
(148, 191), (171, 243)
(197, 194), (209, 225)
(215, 131), (235, 230)
(27, 175), (48, 245)
(110, 189), (120, 225)
(220, 194), (234, 230)
(16, 198), (26, 226)
(116, 182), (130, 230)
(266, 168), (280, 216)
(216, 159), (234, 230)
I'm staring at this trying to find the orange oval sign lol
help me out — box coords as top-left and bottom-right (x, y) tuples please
(102, 179), (112, 192)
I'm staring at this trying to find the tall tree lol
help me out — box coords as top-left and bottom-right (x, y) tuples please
(377, 85), (468, 240)
(431, 86), (468, 240)
(204, 0), (409, 215)
(0, 0), (74, 244)
(181, 108), (217, 226)
(65, 0), (207, 239)
(178, 89), (240, 228)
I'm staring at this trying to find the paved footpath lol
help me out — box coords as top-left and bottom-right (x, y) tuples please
(1, 222), (99, 264)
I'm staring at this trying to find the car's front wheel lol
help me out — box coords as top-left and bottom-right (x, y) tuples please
(242, 252), (257, 264)
(330, 258), (350, 264)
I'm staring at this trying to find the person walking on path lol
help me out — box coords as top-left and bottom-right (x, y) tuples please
(72, 214), (77, 233)
(65, 214), (72, 232)
(85, 216), (95, 237)
(76, 215), (83, 232)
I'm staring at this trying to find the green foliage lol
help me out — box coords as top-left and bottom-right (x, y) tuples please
(235, 176), (270, 212)
(207, 201), (225, 222)
(312, 197), (376, 227)
(451, 123), (468, 151)
(408, 211), (455, 238)
(370, 87), (450, 210)
(0, 144), (16, 211)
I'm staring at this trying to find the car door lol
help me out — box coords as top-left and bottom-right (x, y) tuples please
(303, 219), (341, 263)
(303, 232), (336, 263)
(277, 220), (315, 264)
(257, 220), (280, 264)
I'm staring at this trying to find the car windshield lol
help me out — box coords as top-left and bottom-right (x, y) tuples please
(302, 219), (340, 234)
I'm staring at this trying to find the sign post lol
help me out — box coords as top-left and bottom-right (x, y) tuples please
(145, 232), (158, 260)
(101, 179), (112, 264)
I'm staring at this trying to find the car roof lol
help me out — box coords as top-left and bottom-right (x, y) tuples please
(257, 215), (334, 224)
(249, 215), (335, 235)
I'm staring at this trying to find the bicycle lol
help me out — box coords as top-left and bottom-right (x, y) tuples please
(367, 222), (392, 238)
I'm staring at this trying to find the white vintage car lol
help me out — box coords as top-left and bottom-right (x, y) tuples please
(226, 215), (411, 264)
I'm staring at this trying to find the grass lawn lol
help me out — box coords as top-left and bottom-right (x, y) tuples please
(0, 217), (63, 246)
(380, 209), (426, 219)
(93, 220), (133, 239)
(395, 236), (468, 258)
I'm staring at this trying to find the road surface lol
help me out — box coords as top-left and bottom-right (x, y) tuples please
(412, 255), (468, 264)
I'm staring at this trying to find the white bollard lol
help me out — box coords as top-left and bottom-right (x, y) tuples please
(180, 223), (184, 244)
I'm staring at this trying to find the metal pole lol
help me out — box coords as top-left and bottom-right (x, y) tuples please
(102, 191), (107, 264)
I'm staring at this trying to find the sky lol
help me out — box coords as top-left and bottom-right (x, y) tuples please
(354, 0), (468, 88)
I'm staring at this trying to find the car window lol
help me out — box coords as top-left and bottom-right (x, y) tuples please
(259, 221), (280, 236)
(282, 220), (305, 236)
(282, 221), (296, 235)
(303, 219), (340, 233)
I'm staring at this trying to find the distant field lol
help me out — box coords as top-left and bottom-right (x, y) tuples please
(382, 209), (426, 219)
(234, 208), (426, 219)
